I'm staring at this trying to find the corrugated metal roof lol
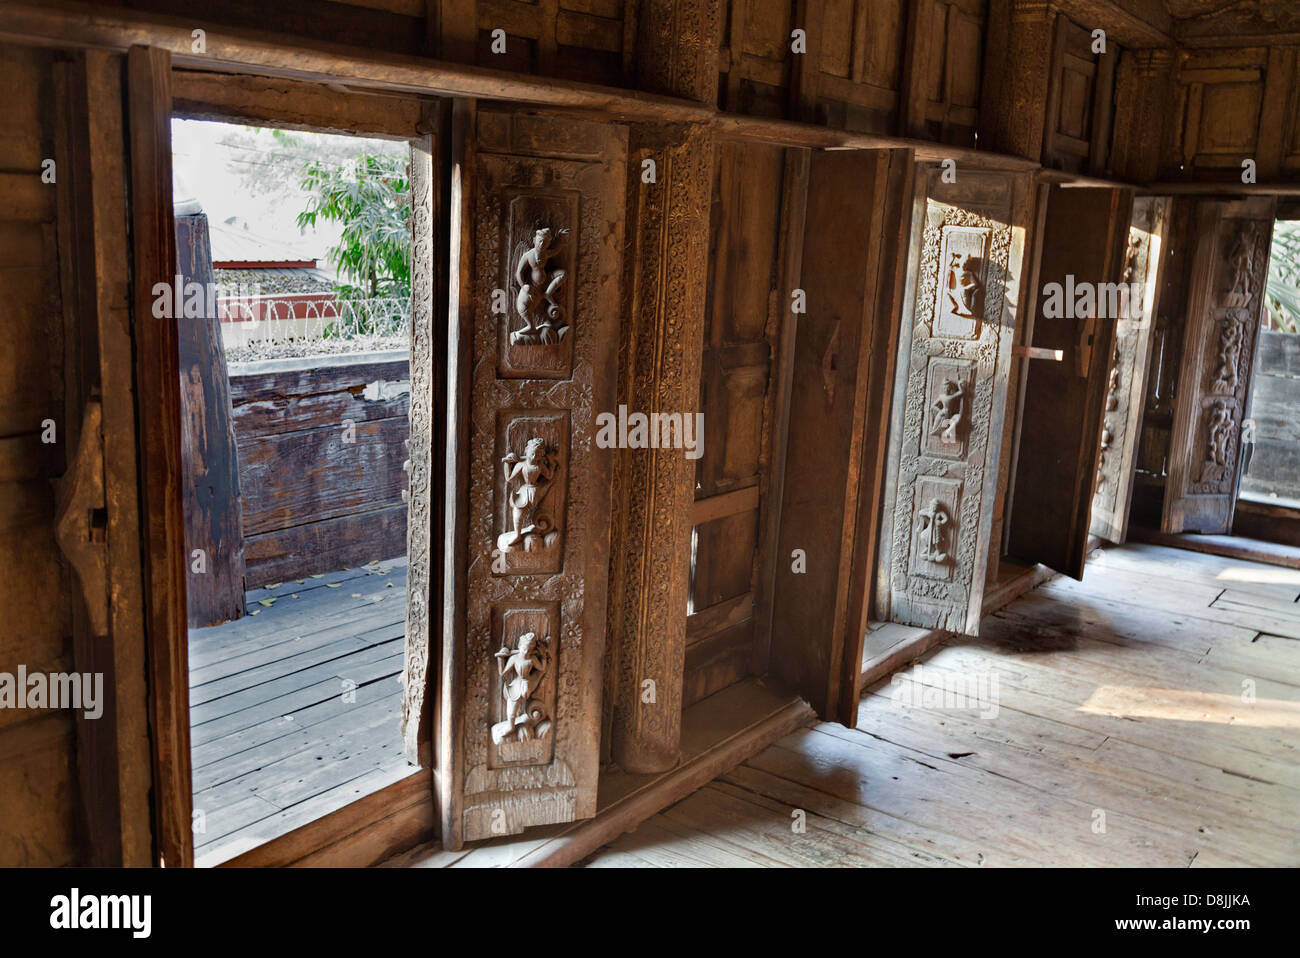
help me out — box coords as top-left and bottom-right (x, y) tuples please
(209, 219), (321, 266)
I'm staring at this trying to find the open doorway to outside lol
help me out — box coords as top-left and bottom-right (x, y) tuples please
(1241, 218), (1300, 511)
(171, 118), (417, 865)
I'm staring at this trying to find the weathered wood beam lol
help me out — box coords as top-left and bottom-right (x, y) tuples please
(1055, 0), (1173, 48)
(0, 0), (713, 123)
(127, 44), (194, 869)
(171, 69), (427, 139)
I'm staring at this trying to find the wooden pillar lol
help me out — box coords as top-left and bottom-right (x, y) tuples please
(175, 211), (246, 627)
(980, 0), (1055, 161)
(606, 121), (713, 773)
(606, 1), (719, 773)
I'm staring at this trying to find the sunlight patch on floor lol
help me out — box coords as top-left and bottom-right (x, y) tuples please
(1214, 566), (1300, 587)
(1078, 685), (1300, 728)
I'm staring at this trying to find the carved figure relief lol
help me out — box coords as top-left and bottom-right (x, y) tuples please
(909, 473), (963, 584)
(497, 436), (561, 554)
(946, 252), (983, 318)
(934, 225), (991, 339)
(923, 359), (974, 459)
(1225, 224), (1259, 309)
(1197, 399), (1236, 487)
(511, 226), (570, 346)
(491, 631), (553, 745)
(929, 377), (966, 446)
(1210, 314), (1244, 396)
(497, 193), (580, 381)
(916, 498), (952, 565)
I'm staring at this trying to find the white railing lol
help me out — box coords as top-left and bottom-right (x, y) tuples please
(218, 292), (409, 362)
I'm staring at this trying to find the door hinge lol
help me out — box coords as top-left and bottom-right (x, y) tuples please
(55, 398), (109, 637)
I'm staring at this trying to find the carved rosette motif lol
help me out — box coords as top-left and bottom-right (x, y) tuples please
(883, 176), (1017, 634)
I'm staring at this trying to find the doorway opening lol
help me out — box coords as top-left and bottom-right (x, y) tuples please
(1241, 218), (1300, 510)
(172, 118), (417, 865)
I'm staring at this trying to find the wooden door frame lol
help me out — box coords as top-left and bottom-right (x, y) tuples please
(131, 51), (446, 866)
(128, 44), (192, 868)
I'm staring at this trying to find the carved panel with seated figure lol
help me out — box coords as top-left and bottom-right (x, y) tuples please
(497, 190), (579, 379)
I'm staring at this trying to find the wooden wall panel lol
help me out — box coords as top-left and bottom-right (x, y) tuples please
(720, 0), (925, 136)
(773, 148), (913, 721)
(1131, 196), (1195, 523)
(1041, 15), (1117, 174)
(446, 0), (633, 85)
(720, 0), (798, 117)
(1006, 185), (1131, 578)
(684, 139), (788, 706)
(1166, 47), (1269, 179)
(439, 107), (626, 847)
(229, 356), (411, 587)
(0, 42), (81, 866)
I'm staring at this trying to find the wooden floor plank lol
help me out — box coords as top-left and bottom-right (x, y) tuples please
(189, 564), (410, 866)
(582, 542), (1300, 868)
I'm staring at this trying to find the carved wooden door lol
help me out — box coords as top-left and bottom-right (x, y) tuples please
(1162, 197), (1276, 534)
(1006, 185), (1132, 578)
(437, 105), (626, 849)
(875, 165), (1030, 635)
(1089, 195), (1170, 543)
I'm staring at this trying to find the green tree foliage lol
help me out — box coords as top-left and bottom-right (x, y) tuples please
(296, 151), (411, 301)
(1266, 221), (1300, 334)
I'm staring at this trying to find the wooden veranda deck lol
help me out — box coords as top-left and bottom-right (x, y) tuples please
(188, 558), (411, 866)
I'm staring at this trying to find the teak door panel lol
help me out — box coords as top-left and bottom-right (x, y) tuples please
(686, 139), (788, 706)
(1007, 185), (1131, 578)
(438, 106), (626, 848)
(769, 146), (913, 723)
(1090, 195), (1170, 544)
(1162, 197), (1276, 534)
(875, 164), (1029, 636)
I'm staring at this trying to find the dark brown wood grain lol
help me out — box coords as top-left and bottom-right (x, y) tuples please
(127, 43), (193, 869)
(227, 357), (411, 586)
(175, 212), (246, 626)
(769, 148), (901, 721)
(1008, 185), (1132, 578)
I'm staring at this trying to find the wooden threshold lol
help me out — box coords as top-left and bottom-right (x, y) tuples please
(382, 678), (813, 868)
(218, 768), (434, 868)
(1129, 526), (1300, 570)
(858, 556), (1058, 692)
